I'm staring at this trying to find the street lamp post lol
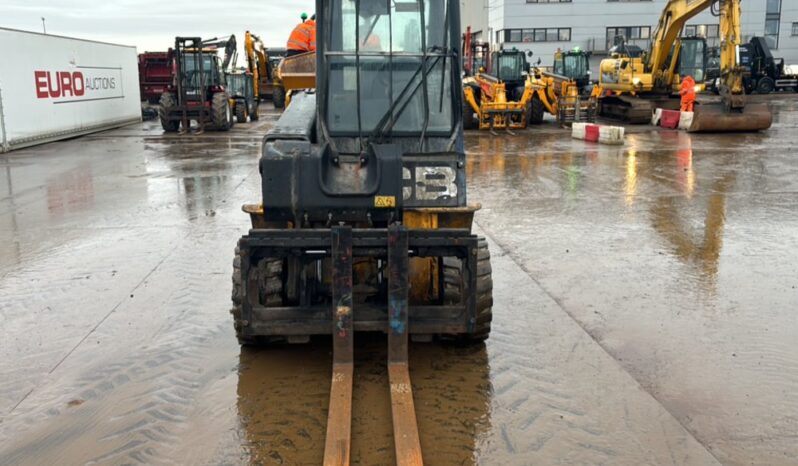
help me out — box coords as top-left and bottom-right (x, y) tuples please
(41, 17), (46, 34)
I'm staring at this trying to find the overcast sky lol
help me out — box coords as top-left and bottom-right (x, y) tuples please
(1, 0), (316, 50)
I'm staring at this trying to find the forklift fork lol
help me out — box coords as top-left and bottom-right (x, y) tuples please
(323, 225), (423, 465)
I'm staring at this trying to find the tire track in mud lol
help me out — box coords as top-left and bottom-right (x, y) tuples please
(467, 227), (721, 465)
(0, 229), (243, 465)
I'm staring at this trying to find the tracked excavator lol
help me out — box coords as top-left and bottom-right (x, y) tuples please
(231, 0), (491, 463)
(598, 0), (771, 132)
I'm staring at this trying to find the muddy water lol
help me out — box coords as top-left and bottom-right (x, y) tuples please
(0, 96), (795, 465)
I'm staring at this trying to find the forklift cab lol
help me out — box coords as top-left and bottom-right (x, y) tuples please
(177, 50), (226, 102)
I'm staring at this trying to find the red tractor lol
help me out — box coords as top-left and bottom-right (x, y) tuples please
(158, 36), (237, 133)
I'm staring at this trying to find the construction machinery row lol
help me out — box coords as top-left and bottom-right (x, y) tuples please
(153, 31), (290, 132)
(462, 47), (598, 131)
(458, 0), (772, 133)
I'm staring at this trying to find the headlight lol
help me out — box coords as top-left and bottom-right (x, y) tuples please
(694, 85), (702, 93)
(632, 77), (641, 86)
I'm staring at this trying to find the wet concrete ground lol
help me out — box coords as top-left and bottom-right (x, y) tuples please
(1, 95), (797, 465)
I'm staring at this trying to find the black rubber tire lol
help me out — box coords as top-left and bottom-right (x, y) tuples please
(442, 239), (493, 343)
(273, 85), (286, 109)
(235, 100), (247, 123)
(231, 243), (285, 346)
(528, 94), (545, 125)
(158, 92), (180, 132)
(463, 100), (477, 130)
(212, 92), (233, 130)
(250, 101), (260, 121)
(756, 77), (775, 94)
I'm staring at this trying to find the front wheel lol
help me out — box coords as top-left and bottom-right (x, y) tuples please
(212, 92), (233, 130)
(463, 101), (477, 130)
(528, 94), (545, 125)
(235, 100), (248, 123)
(272, 85), (286, 109)
(158, 92), (180, 132)
(756, 77), (775, 94)
(442, 239), (493, 343)
(231, 244), (286, 346)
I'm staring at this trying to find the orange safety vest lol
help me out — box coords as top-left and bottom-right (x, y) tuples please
(680, 76), (696, 102)
(287, 20), (316, 52)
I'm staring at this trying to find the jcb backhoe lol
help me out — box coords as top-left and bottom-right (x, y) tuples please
(462, 49), (537, 130)
(224, 31), (262, 123)
(231, 0), (491, 463)
(597, 0), (771, 132)
(528, 48), (599, 126)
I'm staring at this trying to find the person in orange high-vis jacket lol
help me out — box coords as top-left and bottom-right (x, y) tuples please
(286, 15), (316, 57)
(679, 75), (696, 112)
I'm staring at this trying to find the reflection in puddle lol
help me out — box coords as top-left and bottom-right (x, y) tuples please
(236, 336), (491, 464)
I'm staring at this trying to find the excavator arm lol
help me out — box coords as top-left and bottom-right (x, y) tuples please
(716, 0), (746, 110)
(203, 35), (237, 71)
(647, 0), (714, 77)
(244, 31), (262, 99)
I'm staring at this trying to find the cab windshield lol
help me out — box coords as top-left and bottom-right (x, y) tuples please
(325, 0), (455, 136)
(679, 39), (706, 83)
(226, 73), (248, 97)
(494, 53), (526, 82)
(557, 54), (587, 80)
(180, 53), (220, 89)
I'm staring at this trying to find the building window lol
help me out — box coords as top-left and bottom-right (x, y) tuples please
(792, 22), (798, 36)
(765, 0), (781, 48)
(500, 28), (572, 43)
(684, 24), (720, 38)
(606, 26), (651, 50)
(526, 0), (572, 3)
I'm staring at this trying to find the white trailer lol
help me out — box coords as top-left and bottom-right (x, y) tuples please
(0, 28), (141, 153)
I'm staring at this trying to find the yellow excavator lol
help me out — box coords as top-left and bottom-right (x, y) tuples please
(598, 0), (771, 132)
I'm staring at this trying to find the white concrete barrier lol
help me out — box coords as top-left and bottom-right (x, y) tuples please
(572, 122), (624, 145)
(599, 125), (625, 145)
(678, 111), (694, 131)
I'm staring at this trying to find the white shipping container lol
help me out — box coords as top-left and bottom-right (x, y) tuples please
(0, 28), (141, 152)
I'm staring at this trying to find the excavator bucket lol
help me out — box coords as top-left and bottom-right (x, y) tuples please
(688, 103), (772, 133)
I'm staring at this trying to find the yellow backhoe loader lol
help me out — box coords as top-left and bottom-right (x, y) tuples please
(597, 0), (771, 132)
(463, 49), (536, 131)
(528, 49), (599, 126)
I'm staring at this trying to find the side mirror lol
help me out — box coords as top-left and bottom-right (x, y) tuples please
(537, 58), (542, 65)
(526, 50), (534, 58)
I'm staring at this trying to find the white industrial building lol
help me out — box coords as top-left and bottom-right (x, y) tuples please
(461, 0), (797, 66)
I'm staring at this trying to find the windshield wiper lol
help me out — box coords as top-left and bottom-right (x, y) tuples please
(369, 49), (447, 142)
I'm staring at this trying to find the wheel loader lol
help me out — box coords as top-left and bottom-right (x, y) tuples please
(159, 36), (238, 133)
(597, 0), (771, 132)
(231, 0), (491, 463)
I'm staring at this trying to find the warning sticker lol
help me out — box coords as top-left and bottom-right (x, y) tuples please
(374, 196), (396, 208)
